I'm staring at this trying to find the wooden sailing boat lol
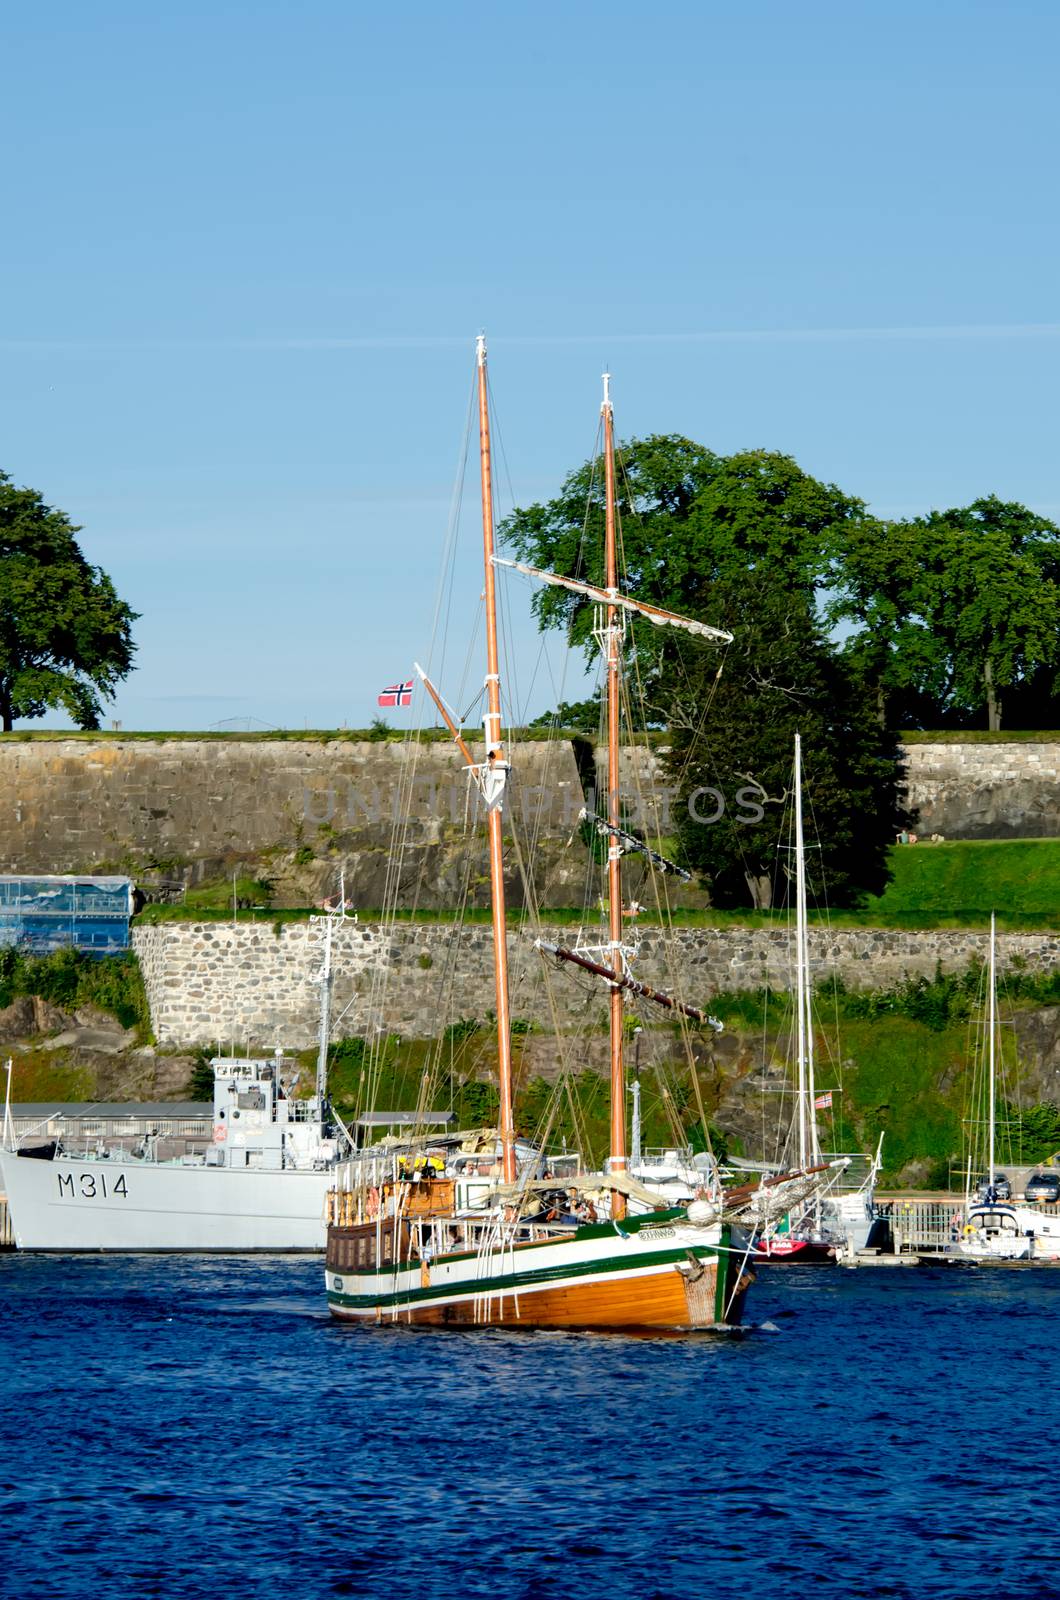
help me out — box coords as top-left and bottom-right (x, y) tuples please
(324, 340), (808, 1328)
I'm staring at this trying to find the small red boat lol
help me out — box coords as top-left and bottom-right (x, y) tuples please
(754, 1234), (836, 1263)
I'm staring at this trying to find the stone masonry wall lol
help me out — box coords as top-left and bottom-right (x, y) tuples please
(133, 919), (1060, 1050)
(0, 737), (587, 873)
(903, 741), (1059, 839)
(0, 737), (1057, 885)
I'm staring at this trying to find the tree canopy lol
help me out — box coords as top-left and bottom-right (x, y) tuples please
(0, 472), (137, 731)
(506, 436), (1060, 733)
(505, 432), (1060, 901)
(830, 496), (1060, 730)
(660, 577), (905, 908)
(501, 435), (866, 677)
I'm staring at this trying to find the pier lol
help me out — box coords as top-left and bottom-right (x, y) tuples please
(874, 1197), (1060, 1259)
(877, 1198), (961, 1255)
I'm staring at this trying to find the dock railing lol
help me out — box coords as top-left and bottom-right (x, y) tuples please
(877, 1199), (960, 1254)
(879, 1196), (1060, 1255)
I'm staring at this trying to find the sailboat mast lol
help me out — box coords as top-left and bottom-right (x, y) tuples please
(476, 335), (517, 1186)
(988, 911), (996, 1188)
(602, 372), (627, 1218)
(794, 734), (809, 1168)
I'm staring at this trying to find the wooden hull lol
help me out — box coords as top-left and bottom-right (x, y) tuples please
(325, 1210), (753, 1330)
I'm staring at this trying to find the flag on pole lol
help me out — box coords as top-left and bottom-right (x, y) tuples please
(814, 1091), (833, 1110)
(377, 680), (413, 709)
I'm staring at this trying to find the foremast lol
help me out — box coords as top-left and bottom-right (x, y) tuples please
(476, 335), (517, 1186)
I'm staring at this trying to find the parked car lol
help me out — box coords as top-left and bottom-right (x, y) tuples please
(975, 1173), (1012, 1202)
(1024, 1172), (1060, 1204)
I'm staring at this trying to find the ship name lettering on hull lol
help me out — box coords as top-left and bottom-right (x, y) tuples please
(57, 1172), (129, 1200)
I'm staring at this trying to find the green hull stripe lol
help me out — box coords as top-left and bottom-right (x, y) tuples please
(327, 1241), (719, 1312)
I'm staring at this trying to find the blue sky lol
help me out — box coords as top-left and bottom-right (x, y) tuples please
(2, 0), (1058, 730)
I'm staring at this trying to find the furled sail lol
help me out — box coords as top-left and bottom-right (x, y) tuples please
(491, 557), (734, 644)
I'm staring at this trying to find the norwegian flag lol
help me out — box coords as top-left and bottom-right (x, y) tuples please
(814, 1091), (833, 1111)
(377, 679), (413, 709)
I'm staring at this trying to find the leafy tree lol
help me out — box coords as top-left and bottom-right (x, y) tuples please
(504, 434), (903, 907)
(527, 696), (602, 732)
(831, 497), (1060, 730)
(663, 577), (907, 908)
(0, 471), (137, 730)
(824, 516), (951, 728)
(501, 436), (868, 694)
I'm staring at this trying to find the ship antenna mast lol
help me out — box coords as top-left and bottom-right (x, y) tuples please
(476, 335), (517, 1185)
(315, 912), (333, 1113)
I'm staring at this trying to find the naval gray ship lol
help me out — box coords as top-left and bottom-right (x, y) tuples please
(0, 1053), (340, 1251)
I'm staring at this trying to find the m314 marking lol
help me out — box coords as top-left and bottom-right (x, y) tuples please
(57, 1172), (129, 1200)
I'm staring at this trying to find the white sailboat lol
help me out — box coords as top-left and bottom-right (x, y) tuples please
(951, 914), (1060, 1262)
(755, 735), (882, 1262)
(324, 339), (831, 1328)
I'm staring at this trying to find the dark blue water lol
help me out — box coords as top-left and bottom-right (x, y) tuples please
(1, 1257), (1057, 1600)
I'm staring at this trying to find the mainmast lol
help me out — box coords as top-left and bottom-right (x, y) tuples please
(476, 335), (517, 1185)
(602, 372), (627, 1219)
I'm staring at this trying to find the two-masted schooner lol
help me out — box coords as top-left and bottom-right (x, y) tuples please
(324, 338), (815, 1329)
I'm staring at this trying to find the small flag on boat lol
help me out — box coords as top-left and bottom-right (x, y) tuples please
(377, 680), (413, 709)
(814, 1091), (833, 1110)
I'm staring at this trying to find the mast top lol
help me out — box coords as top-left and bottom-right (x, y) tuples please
(477, 333), (487, 367)
(601, 369), (612, 415)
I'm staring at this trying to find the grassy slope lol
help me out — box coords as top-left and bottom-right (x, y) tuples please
(868, 839), (1060, 920)
(136, 839), (1060, 930)
(821, 1016), (968, 1186)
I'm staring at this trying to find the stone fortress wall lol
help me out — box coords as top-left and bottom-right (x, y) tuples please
(133, 918), (1060, 1050)
(0, 734), (1056, 880)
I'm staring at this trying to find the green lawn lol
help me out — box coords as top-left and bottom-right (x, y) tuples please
(866, 839), (1060, 921)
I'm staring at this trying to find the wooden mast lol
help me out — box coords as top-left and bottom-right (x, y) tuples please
(476, 335), (517, 1185)
(602, 372), (627, 1219)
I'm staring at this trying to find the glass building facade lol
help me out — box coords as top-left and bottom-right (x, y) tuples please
(0, 876), (134, 955)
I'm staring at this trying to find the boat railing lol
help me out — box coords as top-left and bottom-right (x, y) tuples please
(325, 1188), (582, 1241)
